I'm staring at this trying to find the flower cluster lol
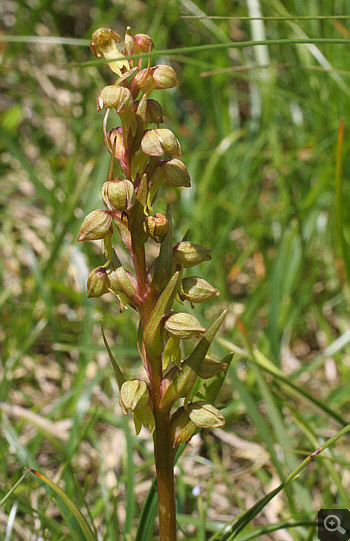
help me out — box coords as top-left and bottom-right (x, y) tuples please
(78, 27), (230, 445)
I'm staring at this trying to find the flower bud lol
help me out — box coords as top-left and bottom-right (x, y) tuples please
(146, 99), (163, 125)
(141, 129), (181, 157)
(77, 210), (112, 242)
(132, 33), (154, 53)
(188, 402), (225, 429)
(100, 85), (133, 113)
(173, 242), (212, 268)
(152, 65), (180, 89)
(179, 276), (219, 303)
(143, 213), (169, 242)
(164, 312), (206, 340)
(123, 26), (134, 57)
(105, 128), (128, 171)
(120, 379), (149, 414)
(162, 159), (190, 187)
(133, 96), (163, 126)
(108, 267), (139, 306)
(87, 267), (110, 298)
(102, 179), (135, 211)
(197, 355), (227, 379)
(129, 68), (155, 98)
(90, 28), (129, 76)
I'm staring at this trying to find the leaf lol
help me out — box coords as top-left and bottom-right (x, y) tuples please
(101, 320), (125, 389)
(28, 469), (97, 541)
(196, 353), (233, 404)
(143, 271), (181, 357)
(208, 424), (350, 540)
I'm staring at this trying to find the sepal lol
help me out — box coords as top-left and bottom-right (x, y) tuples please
(77, 210), (112, 242)
(164, 312), (206, 339)
(188, 402), (225, 429)
(179, 276), (219, 304)
(173, 242), (212, 268)
(141, 129), (181, 157)
(108, 267), (139, 307)
(87, 267), (110, 298)
(160, 310), (227, 410)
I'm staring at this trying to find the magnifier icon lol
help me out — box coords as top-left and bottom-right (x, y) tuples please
(324, 515), (346, 535)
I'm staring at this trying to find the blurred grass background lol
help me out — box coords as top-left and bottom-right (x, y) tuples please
(1, 0), (350, 539)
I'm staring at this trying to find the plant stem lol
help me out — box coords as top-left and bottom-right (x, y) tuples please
(148, 351), (177, 540)
(153, 408), (177, 541)
(132, 235), (177, 540)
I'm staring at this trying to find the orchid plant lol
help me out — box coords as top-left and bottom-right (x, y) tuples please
(78, 26), (232, 541)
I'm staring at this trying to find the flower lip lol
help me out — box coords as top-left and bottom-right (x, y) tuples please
(91, 27), (121, 53)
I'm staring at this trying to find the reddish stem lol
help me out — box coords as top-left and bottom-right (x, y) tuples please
(132, 238), (177, 540)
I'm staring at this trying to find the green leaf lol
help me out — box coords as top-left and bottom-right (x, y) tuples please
(28, 469), (97, 541)
(143, 271), (181, 357)
(101, 320), (126, 389)
(209, 424), (350, 540)
(234, 520), (317, 541)
(196, 353), (233, 404)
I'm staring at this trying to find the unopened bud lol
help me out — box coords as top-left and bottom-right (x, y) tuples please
(90, 28), (129, 76)
(134, 98), (163, 124)
(162, 159), (191, 187)
(143, 213), (169, 242)
(77, 210), (112, 242)
(132, 33), (154, 53)
(87, 267), (110, 298)
(100, 85), (133, 112)
(129, 68), (155, 98)
(102, 179), (135, 211)
(108, 267), (139, 306)
(120, 379), (149, 414)
(188, 402), (225, 429)
(173, 242), (212, 268)
(147, 99), (163, 124)
(123, 27), (134, 57)
(105, 128), (128, 171)
(152, 65), (180, 89)
(141, 129), (181, 157)
(180, 276), (219, 303)
(164, 312), (206, 340)
(197, 356), (227, 379)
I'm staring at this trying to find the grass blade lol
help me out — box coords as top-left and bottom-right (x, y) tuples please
(28, 469), (97, 541)
(234, 520), (317, 541)
(209, 425), (350, 540)
(334, 118), (350, 281)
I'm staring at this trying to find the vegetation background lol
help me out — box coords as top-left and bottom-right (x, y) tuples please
(1, 0), (350, 539)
